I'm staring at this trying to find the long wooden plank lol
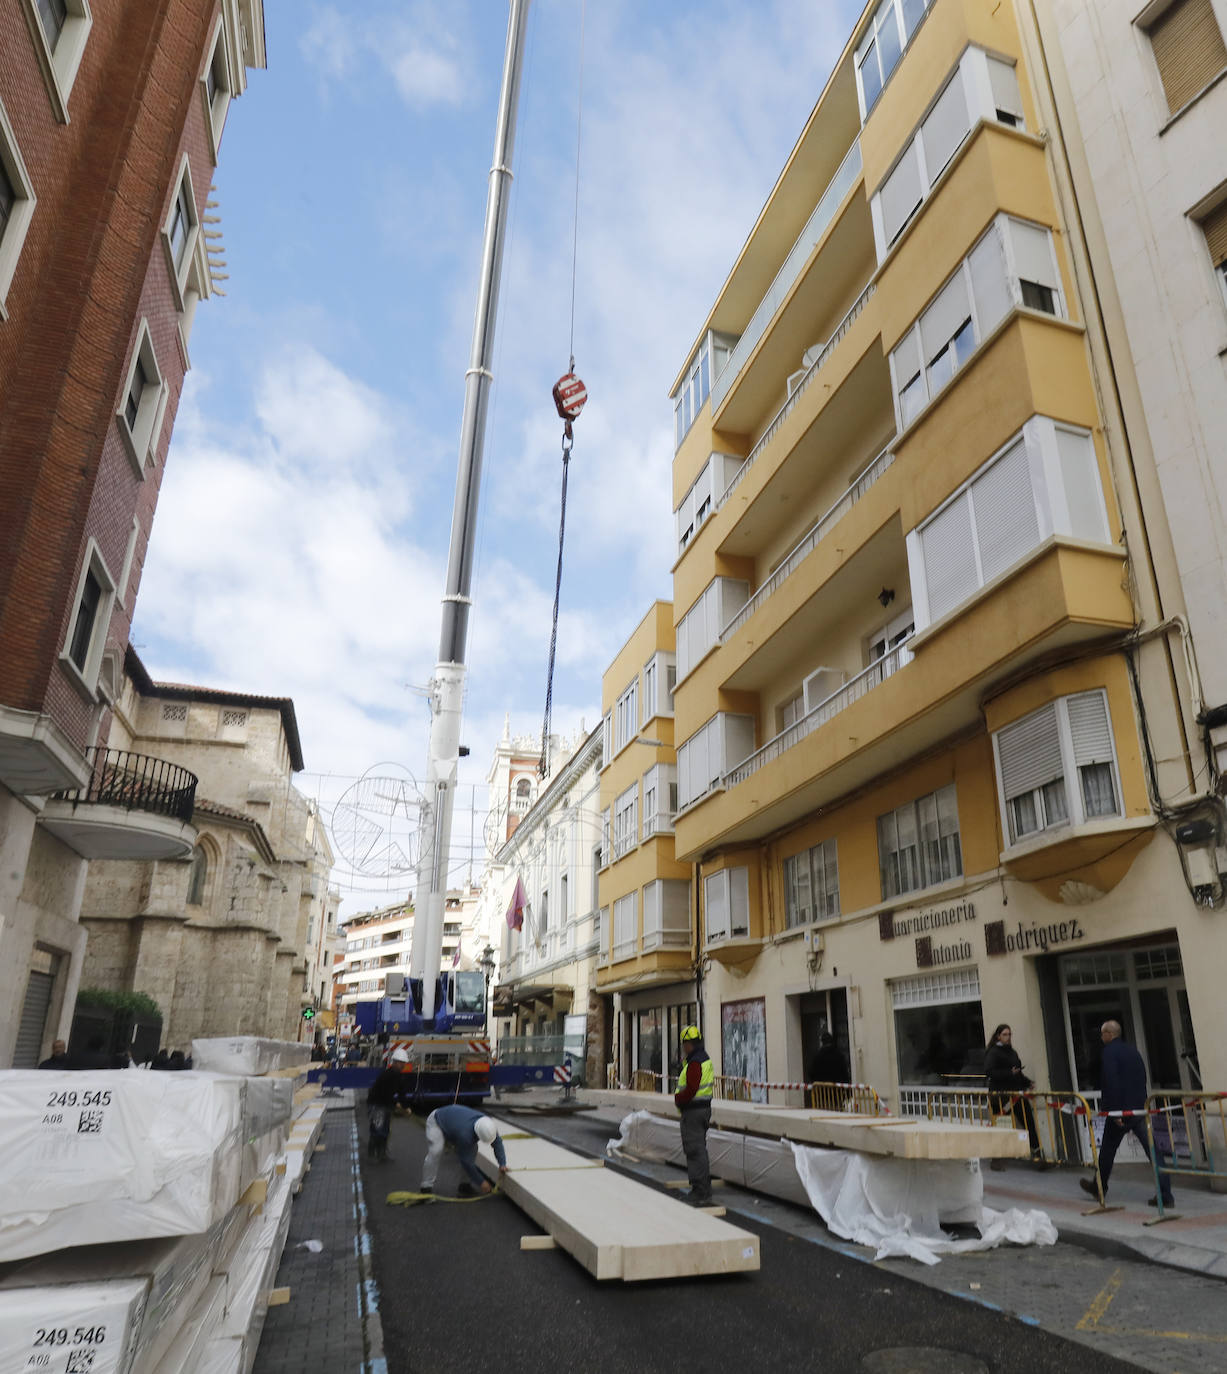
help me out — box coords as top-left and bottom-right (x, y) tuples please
(476, 1123), (760, 1281)
(577, 1089), (1029, 1159)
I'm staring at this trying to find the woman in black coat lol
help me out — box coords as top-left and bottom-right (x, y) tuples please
(984, 1024), (1047, 1168)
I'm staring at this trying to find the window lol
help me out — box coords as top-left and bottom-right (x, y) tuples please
(613, 784), (638, 860)
(674, 452), (742, 555)
(908, 417), (1110, 628)
(0, 97), (36, 315)
(116, 320), (167, 475)
(539, 889), (549, 935)
(614, 676), (639, 753)
(1201, 200), (1227, 308)
(600, 809), (610, 868)
(21, 0), (91, 120)
(642, 651), (676, 720)
(601, 710), (612, 767)
(596, 905), (609, 963)
(61, 539), (115, 693)
(676, 578), (748, 679)
(704, 868), (750, 943)
(892, 969), (984, 1086)
(994, 690), (1122, 845)
(871, 49), (1027, 261)
(559, 873), (568, 922)
(855, 0), (932, 118)
(612, 892), (638, 961)
(642, 879), (691, 950)
(673, 337), (711, 448)
(642, 763), (678, 837)
(162, 156), (200, 312)
(677, 714), (755, 809)
(878, 783), (962, 899)
(1146, 0), (1227, 116)
(201, 17), (233, 158)
(784, 838), (839, 926)
(187, 846), (208, 905)
(889, 215), (1065, 429)
(117, 516), (140, 610)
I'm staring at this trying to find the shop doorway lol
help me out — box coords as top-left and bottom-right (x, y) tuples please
(799, 988), (849, 1080)
(1060, 942), (1198, 1092)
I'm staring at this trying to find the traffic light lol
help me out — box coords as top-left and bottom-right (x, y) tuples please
(302, 1007), (315, 1021)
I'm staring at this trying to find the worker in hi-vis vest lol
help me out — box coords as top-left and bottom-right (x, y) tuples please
(673, 1024), (714, 1204)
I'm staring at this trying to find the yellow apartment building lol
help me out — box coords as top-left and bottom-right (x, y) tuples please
(596, 602), (697, 1086)
(665, 0), (1227, 1110)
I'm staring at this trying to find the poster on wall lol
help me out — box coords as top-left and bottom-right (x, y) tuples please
(721, 998), (767, 1104)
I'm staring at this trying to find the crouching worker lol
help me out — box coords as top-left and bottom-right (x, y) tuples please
(421, 1105), (508, 1196)
(674, 1024), (714, 1205)
(367, 1047), (410, 1161)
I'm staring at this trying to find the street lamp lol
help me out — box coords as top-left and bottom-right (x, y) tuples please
(479, 943), (496, 1032)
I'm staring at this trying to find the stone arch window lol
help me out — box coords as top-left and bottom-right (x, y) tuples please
(515, 778), (531, 799)
(187, 844), (208, 906)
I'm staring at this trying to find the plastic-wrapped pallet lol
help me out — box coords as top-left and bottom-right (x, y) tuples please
(213, 1173), (293, 1367)
(190, 1039), (310, 1077)
(152, 1277), (227, 1374)
(0, 1072), (250, 1262)
(0, 1203), (248, 1374)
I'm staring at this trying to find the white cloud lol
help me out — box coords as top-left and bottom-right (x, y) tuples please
(389, 43), (464, 109)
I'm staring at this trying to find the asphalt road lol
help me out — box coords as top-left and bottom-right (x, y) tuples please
(359, 1109), (1138, 1374)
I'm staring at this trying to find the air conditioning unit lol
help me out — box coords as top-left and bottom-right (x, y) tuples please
(803, 667), (845, 716)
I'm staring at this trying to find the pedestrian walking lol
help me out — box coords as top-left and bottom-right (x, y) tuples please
(673, 1024), (714, 1205)
(983, 1023), (1049, 1170)
(1079, 1020), (1174, 1207)
(366, 1047), (410, 1161)
(420, 1105), (507, 1196)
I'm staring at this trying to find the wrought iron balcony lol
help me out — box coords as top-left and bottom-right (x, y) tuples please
(41, 748), (198, 860)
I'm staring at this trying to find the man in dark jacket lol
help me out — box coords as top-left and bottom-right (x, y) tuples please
(809, 1032), (850, 1085)
(1079, 1020), (1173, 1206)
(673, 1025), (715, 1205)
(366, 1047), (410, 1161)
(38, 1039), (70, 1069)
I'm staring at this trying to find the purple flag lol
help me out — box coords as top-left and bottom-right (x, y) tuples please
(505, 875), (528, 931)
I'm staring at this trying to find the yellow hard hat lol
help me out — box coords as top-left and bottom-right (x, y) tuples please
(681, 1024), (701, 1042)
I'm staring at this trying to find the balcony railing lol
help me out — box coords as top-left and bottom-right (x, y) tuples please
(52, 748), (197, 823)
(711, 139), (863, 414)
(723, 642), (910, 789)
(719, 277), (877, 512)
(720, 445), (896, 643)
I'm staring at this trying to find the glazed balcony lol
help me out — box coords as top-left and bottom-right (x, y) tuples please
(675, 539), (1132, 860)
(41, 748), (197, 860)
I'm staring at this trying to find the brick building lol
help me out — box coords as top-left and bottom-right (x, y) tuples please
(0, 0), (266, 1066)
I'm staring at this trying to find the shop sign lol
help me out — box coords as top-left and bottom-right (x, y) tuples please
(914, 935), (974, 969)
(879, 899), (978, 942)
(984, 917), (1087, 956)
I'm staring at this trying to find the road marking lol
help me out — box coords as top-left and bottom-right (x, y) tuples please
(1077, 1267), (1227, 1344)
(1077, 1268), (1122, 1330)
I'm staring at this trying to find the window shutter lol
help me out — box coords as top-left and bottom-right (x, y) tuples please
(881, 143), (924, 245)
(1203, 200), (1227, 269)
(967, 224), (1012, 335)
(1009, 219), (1058, 289)
(988, 56), (1024, 121)
(892, 325), (922, 390)
(1067, 691), (1114, 766)
(729, 868), (750, 936)
(921, 492), (979, 620)
(1055, 427), (1108, 543)
(970, 438), (1038, 583)
(997, 702), (1064, 799)
(1149, 0), (1227, 114)
(705, 872), (728, 941)
(922, 71), (972, 182)
(920, 269), (972, 362)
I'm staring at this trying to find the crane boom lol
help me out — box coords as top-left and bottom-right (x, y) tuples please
(410, 0), (532, 1018)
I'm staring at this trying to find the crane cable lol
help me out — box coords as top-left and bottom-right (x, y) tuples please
(539, 0), (588, 779)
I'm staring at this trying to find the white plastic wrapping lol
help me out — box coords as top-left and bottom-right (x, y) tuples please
(152, 1278), (228, 1374)
(190, 1040), (310, 1077)
(608, 1110), (1057, 1265)
(0, 1277), (148, 1374)
(220, 1173), (292, 1343)
(0, 1072), (247, 1261)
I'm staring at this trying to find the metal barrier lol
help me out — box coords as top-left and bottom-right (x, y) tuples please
(806, 1080), (886, 1115)
(714, 1075), (752, 1102)
(1145, 1090), (1227, 1223)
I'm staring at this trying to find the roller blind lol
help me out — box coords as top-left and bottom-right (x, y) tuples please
(1203, 199), (1227, 268)
(921, 269), (971, 361)
(988, 56), (1024, 121)
(968, 225), (1012, 336)
(997, 702), (1064, 799)
(1149, 0), (1227, 114)
(1009, 219), (1058, 289)
(971, 439), (1039, 583)
(921, 491), (978, 621)
(922, 71), (971, 182)
(892, 325), (922, 390)
(881, 143), (924, 246)
(1068, 691), (1114, 766)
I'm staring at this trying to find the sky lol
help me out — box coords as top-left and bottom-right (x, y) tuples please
(132, 0), (863, 916)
